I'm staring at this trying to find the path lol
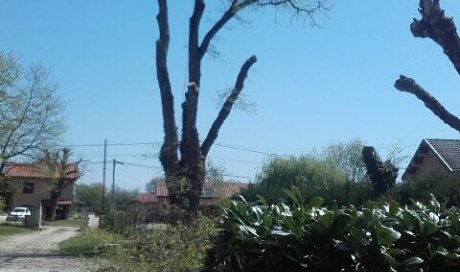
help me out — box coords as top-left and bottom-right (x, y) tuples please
(0, 226), (106, 272)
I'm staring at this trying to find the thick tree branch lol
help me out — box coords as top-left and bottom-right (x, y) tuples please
(199, 1), (240, 60)
(156, 0), (179, 174)
(395, 75), (460, 132)
(411, 0), (460, 75)
(180, 0), (206, 170)
(201, 55), (257, 157)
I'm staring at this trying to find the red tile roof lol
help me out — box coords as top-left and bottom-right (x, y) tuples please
(136, 193), (158, 203)
(57, 200), (73, 205)
(155, 181), (248, 198)
(3, 163), (80, 179)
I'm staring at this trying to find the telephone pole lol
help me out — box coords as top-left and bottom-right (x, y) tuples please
(101, 139), (107, 212)
(111, 158), (124, 210)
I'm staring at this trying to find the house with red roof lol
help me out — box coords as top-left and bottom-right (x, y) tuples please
(0, 162), (79, 220)
(137, 180), (248, 206)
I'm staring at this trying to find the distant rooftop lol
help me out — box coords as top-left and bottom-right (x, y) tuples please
(2, 162), (80, 179)
(156, 181), (248, 198)
(402, 138), (460, 180)
(425, 139), (460, 172)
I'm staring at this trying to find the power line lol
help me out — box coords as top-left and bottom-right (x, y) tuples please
(59, 141), (162, 147)
(214, 143), (275, 156)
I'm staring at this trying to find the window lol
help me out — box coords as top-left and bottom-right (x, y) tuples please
(23, 182), (34, 194)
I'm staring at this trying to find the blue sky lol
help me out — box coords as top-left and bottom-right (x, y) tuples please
(1, 1), (460, 191)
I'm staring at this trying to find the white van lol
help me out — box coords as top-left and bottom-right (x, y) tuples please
(6, 207), (31, 221)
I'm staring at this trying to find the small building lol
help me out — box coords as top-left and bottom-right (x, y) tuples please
(403, 138), (460, 181)
(0, 162), (79, 220)
(154, 181), (248, 205)
(137, 181), (248, 206)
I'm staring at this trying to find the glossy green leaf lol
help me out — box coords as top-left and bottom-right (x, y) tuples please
(402, 257), (424, 266)
(308, 196), (324, 208)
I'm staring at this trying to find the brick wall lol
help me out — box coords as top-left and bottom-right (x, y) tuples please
(7, 178), (74, 211)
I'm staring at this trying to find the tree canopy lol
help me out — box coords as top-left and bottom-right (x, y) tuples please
(0, 52), (64, 174)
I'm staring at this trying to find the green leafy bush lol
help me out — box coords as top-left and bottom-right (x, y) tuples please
(101, 205), (147, 234)
(113, 215), (217, 272)
(241, 156), (348, 204)
(389, 175), (460, 208)
(205, 188), (460, 272)
(0, 196), (5, 213)
(58, 230), (121, 256)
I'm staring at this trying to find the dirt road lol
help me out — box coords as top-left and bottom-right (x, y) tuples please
(0, 226), (105, 272)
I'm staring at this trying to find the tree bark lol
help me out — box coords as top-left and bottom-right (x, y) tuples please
(201, 55), (257, 157)
(395, 1), (460, 134)
(155, 0), (326, 215)
(410, 0), (460, 75)
(46, 191), (62, 221)
(156, 0), (180, 207)
(395, 75), (460, 132)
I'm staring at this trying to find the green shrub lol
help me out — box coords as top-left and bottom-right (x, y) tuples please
(205, 188), (460, 272)
(59, 230), (121, 256)
(101, 205), (147, 234)
(389, 175), (460, 208)
(0, 196), (5, 212)
(241, 156), (348, 204)
(113, 215), (217, 272)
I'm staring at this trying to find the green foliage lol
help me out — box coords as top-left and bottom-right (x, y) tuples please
(205, 189), (460, 272)
(0, 196), (5, 212)
(241, 156), (348, 203)
(58, 229), (121, 256)
(76, 182), (138, 214)
(0, 225), (32, 238)
(112, 216), (217, 272)
(320, 139), (368, 183)
(0, 52), (65, 167)
(101, 205), (147, 234)
(389, 175), (460, 208)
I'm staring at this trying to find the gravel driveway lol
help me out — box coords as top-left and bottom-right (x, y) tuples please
(0, 226), (106, 272)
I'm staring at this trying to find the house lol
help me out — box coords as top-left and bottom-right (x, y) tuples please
(403, 139), (460, 181)
(137, 181), (248, 206)
(0, 162), (79, 220)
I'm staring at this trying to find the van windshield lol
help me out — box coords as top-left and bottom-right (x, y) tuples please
(12, 208), (26, 213)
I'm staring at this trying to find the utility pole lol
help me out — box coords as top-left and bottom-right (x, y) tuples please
(111, 158), (124, 210)
(102, 139), (107, 212)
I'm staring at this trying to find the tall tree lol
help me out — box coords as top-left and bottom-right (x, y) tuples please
(0, 53), (64, 176)
(42, 148), (80, 221)
(321, 139), (368, 183)
(155, 0), (329, 214)
(394, 0), (460, 131)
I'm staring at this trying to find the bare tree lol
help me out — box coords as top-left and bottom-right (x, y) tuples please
(0, 53), (64, 176)
(155, 0), (329, 214)
(41, 148), (80, 221)
(394, 0), (460, 131)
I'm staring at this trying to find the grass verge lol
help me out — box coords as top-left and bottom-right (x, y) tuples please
(43, 218), (83, 228)
(58, 229), (120, 256)
(0, 224), (32, 239)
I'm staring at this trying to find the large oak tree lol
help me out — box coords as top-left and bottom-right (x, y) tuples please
(155, 0), (329, 214)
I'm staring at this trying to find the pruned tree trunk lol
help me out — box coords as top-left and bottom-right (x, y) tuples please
(395, 0), (460, 133)
(47, 191), (62, 221)
(155, 0), (327, 216)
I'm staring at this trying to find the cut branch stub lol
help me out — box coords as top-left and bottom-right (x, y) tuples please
(395, 75), (460, 132)
(411, 0), (460, 75)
